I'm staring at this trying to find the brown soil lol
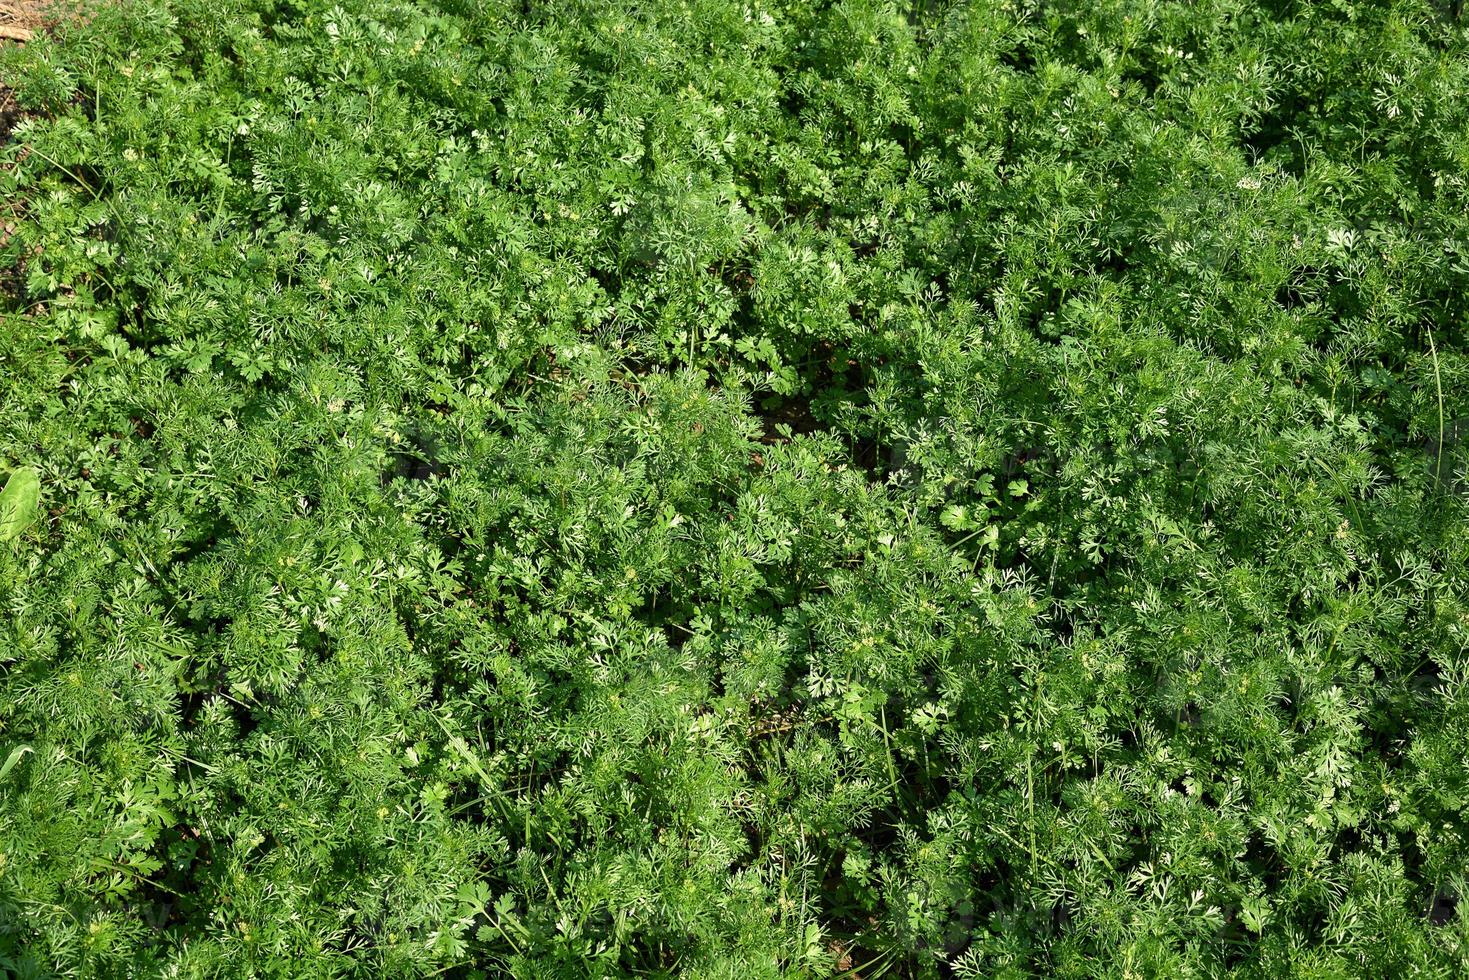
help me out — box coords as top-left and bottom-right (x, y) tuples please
(0, 81), (23, 148)
(1, 0), (52, 41)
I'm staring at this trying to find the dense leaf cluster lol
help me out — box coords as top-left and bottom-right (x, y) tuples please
(3, 0), (1469, 976)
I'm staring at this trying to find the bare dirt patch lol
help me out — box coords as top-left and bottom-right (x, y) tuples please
(1, 0), (52, 41)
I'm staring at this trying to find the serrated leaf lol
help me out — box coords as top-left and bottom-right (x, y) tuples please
(0, 468), (41, 542)
(940, 504), (970, 530)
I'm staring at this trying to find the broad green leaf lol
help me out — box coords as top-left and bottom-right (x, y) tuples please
(0, 468), (41, 542)
(0, 744), (33, 782)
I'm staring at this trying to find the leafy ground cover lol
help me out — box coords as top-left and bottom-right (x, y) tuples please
(2, 0), (1469, 976)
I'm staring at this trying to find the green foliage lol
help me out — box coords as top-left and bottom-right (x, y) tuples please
(0, 468), (41, 542)
(1, 0), (1468, 976)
